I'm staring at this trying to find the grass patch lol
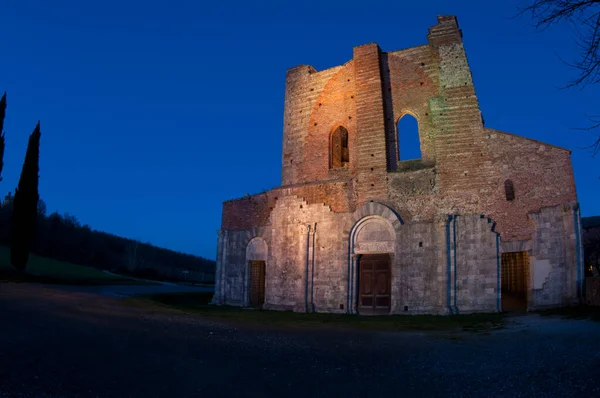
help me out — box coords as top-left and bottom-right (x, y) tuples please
(141, 292), (505, 333)
(0, 246), (145, 285)
(536, 305), (600, 322)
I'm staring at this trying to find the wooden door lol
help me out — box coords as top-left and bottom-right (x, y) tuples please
(358, 254), (391, 314)
(249, 261), (265, 307)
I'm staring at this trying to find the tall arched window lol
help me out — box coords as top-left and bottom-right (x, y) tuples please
(330, 126), (349, 168)
(397, 114), (421, 160)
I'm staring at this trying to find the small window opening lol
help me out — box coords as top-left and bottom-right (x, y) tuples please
(398, 114), (421, 160)
(504, 179), (515, 201)
(330, 126), (349, 169)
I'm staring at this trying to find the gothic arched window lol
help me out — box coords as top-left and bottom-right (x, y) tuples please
(330, 126), (349, 168)
(397, 113), (421, 160)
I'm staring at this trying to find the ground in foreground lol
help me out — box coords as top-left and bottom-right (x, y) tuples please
(1, 283), (599, 398)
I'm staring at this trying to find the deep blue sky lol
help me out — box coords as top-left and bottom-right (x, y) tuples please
(1, 1), (599, 260)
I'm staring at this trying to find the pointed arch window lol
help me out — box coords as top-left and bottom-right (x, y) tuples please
(330, 126), (349, 169)
(397, 113), (421, 160)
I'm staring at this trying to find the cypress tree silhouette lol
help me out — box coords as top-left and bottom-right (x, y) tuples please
(11, 121), (41, 271)
(0, 92), (6, 182)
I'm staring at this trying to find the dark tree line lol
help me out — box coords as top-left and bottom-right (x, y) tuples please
(0, 199), (215, 281)
(0, 92), (214, 281)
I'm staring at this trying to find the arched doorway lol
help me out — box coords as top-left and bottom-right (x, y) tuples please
(349, 213), (398, 315)
(246, 237), (267, 308)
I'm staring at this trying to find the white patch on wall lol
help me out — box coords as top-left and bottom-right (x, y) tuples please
(532, 258), (552, 290)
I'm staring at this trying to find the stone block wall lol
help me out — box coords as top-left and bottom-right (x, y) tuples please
(394, 221), (446, 314)
(527, 204), (581, 309)
(453, 215), (500, 313)
(213, 227), (271, 307)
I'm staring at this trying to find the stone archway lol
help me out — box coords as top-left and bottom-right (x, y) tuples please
(347, 202), (403, 314)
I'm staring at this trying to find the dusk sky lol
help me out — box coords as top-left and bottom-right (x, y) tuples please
(1, 0), (599, 260)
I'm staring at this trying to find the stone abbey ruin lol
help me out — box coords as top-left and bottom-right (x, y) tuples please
(212, 15), (583, 315)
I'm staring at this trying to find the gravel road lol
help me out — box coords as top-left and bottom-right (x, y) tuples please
(1, 283), (599, 398)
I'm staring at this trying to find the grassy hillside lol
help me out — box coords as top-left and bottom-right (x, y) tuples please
(0, 246), (143, 285)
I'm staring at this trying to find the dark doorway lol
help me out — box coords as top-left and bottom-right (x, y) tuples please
(358, 254), (391, 315)
(501, 252), (529, 312)
(249, 260), (266, 307)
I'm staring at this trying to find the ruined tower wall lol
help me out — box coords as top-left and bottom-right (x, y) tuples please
(281, 65), (345, 186)
(425, 17), (501, 212)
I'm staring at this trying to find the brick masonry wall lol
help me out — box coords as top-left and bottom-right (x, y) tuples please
(427, 17), (501, 208)
(303, 61), (356, 183)
(484, 129), (577, 241)
(354, 43), (389, 204)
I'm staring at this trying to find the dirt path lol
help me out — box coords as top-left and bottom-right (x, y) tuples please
(1, 284), (599, 398)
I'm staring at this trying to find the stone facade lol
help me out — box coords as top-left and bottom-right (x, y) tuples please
(212, 16), (584, 314)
